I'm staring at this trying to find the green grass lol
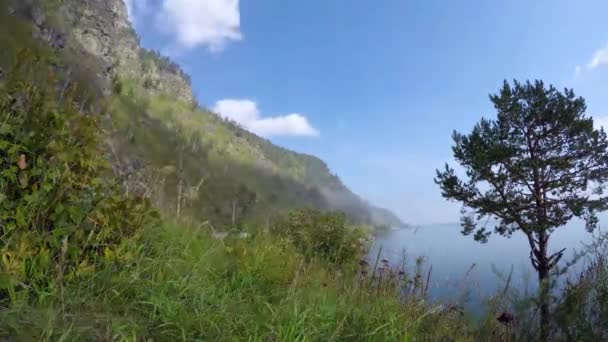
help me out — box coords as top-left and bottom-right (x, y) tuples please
(0, 221), (479, 341)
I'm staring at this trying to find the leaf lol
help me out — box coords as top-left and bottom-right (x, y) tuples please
(104, 247), (113, 261)
(43, 183), (53, 192)
(18, 172), (28, 188)
(15, 208), (26, 227)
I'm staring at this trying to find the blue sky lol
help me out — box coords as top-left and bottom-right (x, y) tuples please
(126, 0), (608, 224)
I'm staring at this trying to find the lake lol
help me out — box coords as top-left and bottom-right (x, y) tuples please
(368, 219), (604, 311)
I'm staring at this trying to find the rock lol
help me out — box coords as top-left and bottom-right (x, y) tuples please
(12, 0), (194, 104)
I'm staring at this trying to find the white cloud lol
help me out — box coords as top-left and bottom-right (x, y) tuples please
(587, 43), (608, 70)
(213, 99), (319, 137)
(157, 0), (242, 52)
(575, 42), (608, 77)
(594, 115), (608, 130)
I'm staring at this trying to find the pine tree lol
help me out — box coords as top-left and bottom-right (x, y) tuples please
(435, 80), (608, 341)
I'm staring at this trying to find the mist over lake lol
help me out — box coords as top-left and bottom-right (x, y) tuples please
(369, 218), (604, 311)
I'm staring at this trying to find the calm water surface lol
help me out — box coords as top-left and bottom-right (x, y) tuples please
(368, 219), (603, 310)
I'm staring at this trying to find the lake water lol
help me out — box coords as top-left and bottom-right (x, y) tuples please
(368, 219), (604, 311)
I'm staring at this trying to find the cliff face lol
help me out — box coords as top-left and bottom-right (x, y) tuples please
(2, 0), (405, 229)
(8, 0), (193, 103)
(67, 0), (141, 81)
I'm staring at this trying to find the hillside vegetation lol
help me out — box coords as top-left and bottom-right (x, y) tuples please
(1, 0), (403, 231)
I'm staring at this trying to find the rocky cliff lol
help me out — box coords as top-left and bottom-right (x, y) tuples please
(7, 0), (193, 103)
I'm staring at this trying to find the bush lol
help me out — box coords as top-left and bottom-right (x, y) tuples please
(272, 209), (366, 266)
(0, 53), (158, 301)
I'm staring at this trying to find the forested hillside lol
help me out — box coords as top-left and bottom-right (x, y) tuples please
(1, 0), (404, 230)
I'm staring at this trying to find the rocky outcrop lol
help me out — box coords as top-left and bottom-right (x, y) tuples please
(8, 0), (193, 103)
(139, 50), (194, 103)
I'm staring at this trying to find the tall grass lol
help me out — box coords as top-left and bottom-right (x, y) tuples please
(1, 220), (484, 341)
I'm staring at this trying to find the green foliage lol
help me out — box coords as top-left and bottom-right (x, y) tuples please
(436, 80), (608, 244)
(272, 209), (366, 266)
(0, 54), (157, 299)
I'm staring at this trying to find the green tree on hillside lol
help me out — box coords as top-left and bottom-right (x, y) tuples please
(435, 80), (608, 341)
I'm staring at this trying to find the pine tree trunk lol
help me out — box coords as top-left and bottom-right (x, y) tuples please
(537, 234), (550, 342)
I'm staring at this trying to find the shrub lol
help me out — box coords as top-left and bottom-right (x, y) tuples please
(0, 52), (158, 301)
(272, 209), (366, 266)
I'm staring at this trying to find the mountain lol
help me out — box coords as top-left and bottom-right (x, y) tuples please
(1, 0), (405, 229)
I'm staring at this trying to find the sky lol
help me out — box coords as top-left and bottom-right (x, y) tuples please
(125, 0), (608, 225)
